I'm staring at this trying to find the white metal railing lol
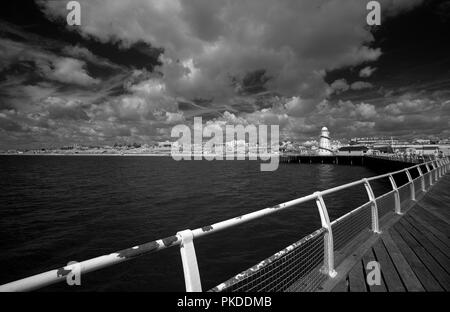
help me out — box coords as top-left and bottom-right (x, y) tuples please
(0, 157), (448, 292)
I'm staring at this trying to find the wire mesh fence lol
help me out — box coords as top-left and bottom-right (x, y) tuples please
(331, 202), (372, 252)
(209, 228), (326, 292)
(375, 190), (396, 218)
(413, 178), (422, 198)
(423, 172), (431, 189)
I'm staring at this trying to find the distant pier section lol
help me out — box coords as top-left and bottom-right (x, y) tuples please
(279, 154), (433, 172)
(280, 126), (447, 171)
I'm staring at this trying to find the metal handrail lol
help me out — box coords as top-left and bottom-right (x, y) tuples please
(0, 157), (448, 292)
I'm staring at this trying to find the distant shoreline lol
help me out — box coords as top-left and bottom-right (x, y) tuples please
(0, 153), (172, 157)
(0, 153), (280, 158)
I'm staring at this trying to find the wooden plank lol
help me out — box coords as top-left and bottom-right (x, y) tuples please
(372, 240), (404, 291)
(348, 260), (367, 292)
(404, 214), (450, 253)
(362, 248), (387, 292)
(399, 218), (450, 274)
(320, 211), (403, 292)
(394, 223), (450, 291)
(418, 194), (450, 223)
(407, 211), (450, 247)
(320, 231), (378, 292)
(332, 277), (348, 292)
(389, 227), (442, 291)
(409, 206), (450, 236)
(381, 232), (424, 291)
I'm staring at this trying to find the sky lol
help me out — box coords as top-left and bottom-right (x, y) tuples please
(0, 0), (449, 149)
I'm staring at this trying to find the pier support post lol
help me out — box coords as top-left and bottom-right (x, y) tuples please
(389, 175), (402, 215)
(405, 170), (415, 201)
(417, 166), (426, 192)
(363, 179), (380, 234)
(177, 230), (202, 292)
(314, 192), (337, 278)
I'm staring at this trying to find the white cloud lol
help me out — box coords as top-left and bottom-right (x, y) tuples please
(5, 0), (442, 147)
(330, 79), (350, 93)
(351, 81), (374, 90)
(359, 66), (377, 78)
(46, 57), (100, 86)
(355, 103), (377, 119)
(38, 0), (396, 101)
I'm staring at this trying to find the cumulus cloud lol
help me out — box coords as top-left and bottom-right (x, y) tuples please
(351, 81), (374, 90)
(330, 79), (350, 94)
(5, 0), (447, 148)
(355, 103), (378, 119)
(45, 57), (100, 86)
(359, 66), (377, 78)
(38, 0), (392, 100)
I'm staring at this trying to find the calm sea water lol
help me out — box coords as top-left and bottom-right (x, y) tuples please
(0, 156), (392, 291)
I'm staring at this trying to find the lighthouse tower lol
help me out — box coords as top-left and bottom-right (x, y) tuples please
(318, 126), (333, 155)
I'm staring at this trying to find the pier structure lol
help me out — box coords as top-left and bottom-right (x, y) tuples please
(279, 154), (436, 172)
(0, 157), (449, 292)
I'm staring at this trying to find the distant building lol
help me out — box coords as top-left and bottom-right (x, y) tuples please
(318, 127), (333, 155)
(337, 145), (369, 156)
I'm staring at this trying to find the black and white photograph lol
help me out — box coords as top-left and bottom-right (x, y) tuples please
(0, 0), (449, 302)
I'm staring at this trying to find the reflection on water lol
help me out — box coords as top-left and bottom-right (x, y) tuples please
(316, 164), (335, 191)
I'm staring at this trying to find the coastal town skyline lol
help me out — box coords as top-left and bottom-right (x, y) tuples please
(1, 0), (450, 150)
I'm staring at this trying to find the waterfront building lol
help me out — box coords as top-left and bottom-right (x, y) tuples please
(337, 145), (369, 156)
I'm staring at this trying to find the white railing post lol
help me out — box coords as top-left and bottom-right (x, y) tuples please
(417, 166), (426, 192)
(363, 179), (381, 234)
(432, 161), (438, 181)
(438, 159), (444, 176)
(435, 160), (441, 178)
(314, 192), (337, 278)
(426, 163), (433, 186)
(405, 169), (415, 201)
(177, 230), (202, 292)
(388, 174), (402, 215)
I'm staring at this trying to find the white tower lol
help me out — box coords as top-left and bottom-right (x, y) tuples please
(318, 126), (333, 155)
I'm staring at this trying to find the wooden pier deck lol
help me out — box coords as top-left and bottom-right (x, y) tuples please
(321, 174), (450, 292)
